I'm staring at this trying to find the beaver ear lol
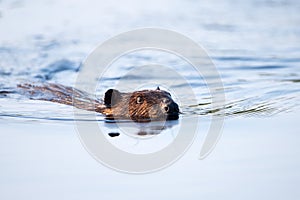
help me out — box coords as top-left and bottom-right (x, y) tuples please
(104, 89), (121, 107)
(156, 86), (160, 90)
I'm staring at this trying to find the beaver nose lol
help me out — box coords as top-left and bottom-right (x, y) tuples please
(164, 106), (169, 112)
(163, 102), (179, 114)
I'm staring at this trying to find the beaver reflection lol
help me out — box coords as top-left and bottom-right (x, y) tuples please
(18, 83), (180, 122)
(106, 120), (179, 137)
(108, 132), (120, 137)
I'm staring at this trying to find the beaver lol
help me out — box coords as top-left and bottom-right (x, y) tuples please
(17, 83), (180, 122)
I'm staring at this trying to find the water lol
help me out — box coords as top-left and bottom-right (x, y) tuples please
(0, 0), (300, 199)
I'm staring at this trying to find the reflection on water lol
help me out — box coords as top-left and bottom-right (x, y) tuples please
(104, 119), (179, 137)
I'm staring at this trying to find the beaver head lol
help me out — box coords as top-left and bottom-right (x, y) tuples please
(102, 87), (179, 122)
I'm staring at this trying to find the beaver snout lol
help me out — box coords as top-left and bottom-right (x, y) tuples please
(162, 100), (179, 120)
(163, 101), (179, 114)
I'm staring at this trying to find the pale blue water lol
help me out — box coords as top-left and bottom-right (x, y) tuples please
(0, 0), (300, 199)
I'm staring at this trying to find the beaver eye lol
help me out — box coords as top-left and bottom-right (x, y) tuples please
(136, 96), (143, 104)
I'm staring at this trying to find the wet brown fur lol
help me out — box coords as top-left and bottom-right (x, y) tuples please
(17, 83), (179, 122)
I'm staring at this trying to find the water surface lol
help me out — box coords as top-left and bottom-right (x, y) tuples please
(0, 0), (300, 199)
